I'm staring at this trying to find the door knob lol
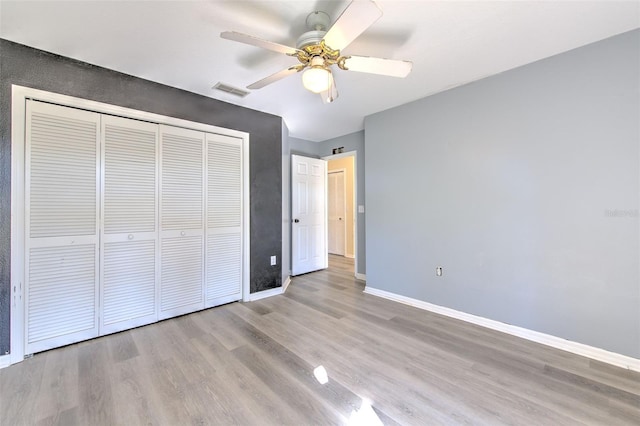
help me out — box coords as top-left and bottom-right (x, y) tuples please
(293, 219), (299, 223)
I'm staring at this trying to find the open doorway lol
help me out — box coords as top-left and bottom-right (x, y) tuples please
(324, 152), (356, 276)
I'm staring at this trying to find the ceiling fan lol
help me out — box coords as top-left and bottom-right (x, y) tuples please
(221, 0), (412, 103)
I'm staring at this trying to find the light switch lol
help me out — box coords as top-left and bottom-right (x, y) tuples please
(358, 205), (365, 213)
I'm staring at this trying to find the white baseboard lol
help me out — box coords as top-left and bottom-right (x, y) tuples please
(282, 276), (291, 293)
(246, 286), (284, 302)
(0, 354), (11, 369)
(364, 286), (640, 373)
(355, 273), (366, 281)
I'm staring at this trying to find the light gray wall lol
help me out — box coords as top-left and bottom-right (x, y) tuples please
(364, 29), (640, 358)
(290, 136), (323, 158)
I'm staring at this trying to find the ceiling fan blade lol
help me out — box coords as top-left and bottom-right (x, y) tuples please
(342, 55), (412, 77)
(221, 31), (300, 55)
(247, 66), (302, 90)
(322, 0), (383, 51)
(320, 72), (339, 104)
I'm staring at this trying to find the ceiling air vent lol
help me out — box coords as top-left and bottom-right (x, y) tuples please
(212, 82), (250, 98)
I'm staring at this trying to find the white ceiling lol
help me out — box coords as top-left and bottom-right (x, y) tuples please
(1, 1), (638, 141)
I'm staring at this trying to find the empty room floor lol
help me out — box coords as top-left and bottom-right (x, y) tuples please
(1, 255), (639, 425)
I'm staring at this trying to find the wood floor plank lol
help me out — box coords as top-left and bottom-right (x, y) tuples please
(0, 352), (47, 425)
(231, 344), (345, 425)
(32, 344), (79, 423)
(107, 330), (139, 364)
(2, 255), (639, 425)
(543, 364), (640, 408)
(189, 333), (311, 425)
(189, 306), (252, 351)
(35, 406), (79, 426)
(108, 356), (161, 425)
(257, 295), (369, 348)
(220, 306), (368, 419)
(77, 340), (115, 425)
(283, 288), (347, 319)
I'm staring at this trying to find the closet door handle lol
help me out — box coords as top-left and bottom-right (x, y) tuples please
(181, 231), (186, 236)
(128, 234), (134, 240)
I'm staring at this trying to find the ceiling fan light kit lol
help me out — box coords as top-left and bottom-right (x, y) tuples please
(220, 0), (412, 103)
(302, 57), (332, 93)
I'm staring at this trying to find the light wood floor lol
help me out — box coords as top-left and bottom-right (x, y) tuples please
(1, 254), (639, 425)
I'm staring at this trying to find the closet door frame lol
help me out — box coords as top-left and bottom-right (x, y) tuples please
(10, 85), (251, 365)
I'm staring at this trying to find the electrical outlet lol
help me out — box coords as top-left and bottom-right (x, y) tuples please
(436, 267), (443, 277)
(270, 255), (277, 266)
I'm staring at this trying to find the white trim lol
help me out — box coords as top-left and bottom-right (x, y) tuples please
(10, 85), (26, 365)
(355, 273), (366, 281)
(246, 286), (284, 302)
(242, 134), (251, 303)
(10, 85), (251, 366)
(364, 286), (640, 372)
(322, 151), (354, 161)
(282, 276), (291, 293)
(0, 355), (10, 369)
(11, 86), (249, 139)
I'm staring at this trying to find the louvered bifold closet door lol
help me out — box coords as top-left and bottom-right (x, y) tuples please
(159, 125), (205, 319)
(206, 134), (243, 307)
(101, 115), (158, 335)
(25, 100), (100, 354)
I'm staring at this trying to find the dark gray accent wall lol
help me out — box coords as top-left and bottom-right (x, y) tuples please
(365, 30), (640, 358)
(0, 39), (283, 355)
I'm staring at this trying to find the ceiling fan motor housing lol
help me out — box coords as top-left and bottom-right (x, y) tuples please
(297, 10), (330, 50)
(296, 30), (327, 50)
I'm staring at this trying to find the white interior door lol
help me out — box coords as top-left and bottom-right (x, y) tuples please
(159, 125), (205, 319)
(291, 155), (327, 275)
(205, 133), (243, 307)
(101, 115), (158, 335)
(328, 170), (346, 256)
(24, 100), (100, 354)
